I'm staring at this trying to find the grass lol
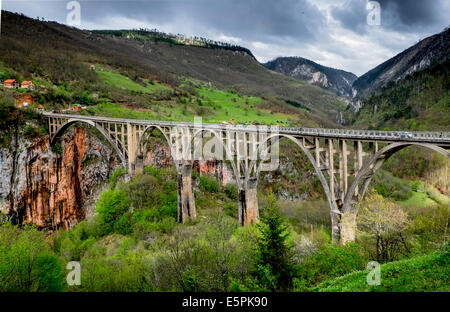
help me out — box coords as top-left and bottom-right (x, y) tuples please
(399, 186), (449, 209)
(426, 186), (450, 206)
(84, 101), (206, 122)
(96, 67), (170, 93)
(315, 244), (450, 292)
(194, 87), (296, 124)
(82, 85), (300, 125)
(400, 191), (437, 208)
(373, 169), (449, 209)
(84, 102), (161, 120)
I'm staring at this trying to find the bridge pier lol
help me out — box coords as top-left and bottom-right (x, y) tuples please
(331, 210), (341, 244)
(330, 206), (357, 245)
(127, 123), (138, 174)
(177, 163), (196, 223)
(134, 153), (144, 175)
(238, 178), (259, 225)
(340, 212), (357, 244)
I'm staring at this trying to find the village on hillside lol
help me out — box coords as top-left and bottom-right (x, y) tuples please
(0, 78), (88, 112)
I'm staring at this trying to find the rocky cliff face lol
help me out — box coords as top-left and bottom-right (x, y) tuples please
(194, 160), (235, 186)
(263, 56), (357, 97)
(0, 127), (118, 231)
(143, 143), (235, 186)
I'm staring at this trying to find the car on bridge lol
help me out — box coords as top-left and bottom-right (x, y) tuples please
(398, 132), (414, 139)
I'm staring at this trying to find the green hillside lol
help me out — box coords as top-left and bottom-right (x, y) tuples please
(92, 28), (348, 124)
(315, 244), (450, 292)
(0, 11), (345, 128)
(348, 59), (450, 131)
(95, 67), (170, 93)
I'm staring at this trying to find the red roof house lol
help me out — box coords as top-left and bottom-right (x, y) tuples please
(4, 79), (19, 89)
(21, 81), (35, 90)
(15, 94), (34, 108)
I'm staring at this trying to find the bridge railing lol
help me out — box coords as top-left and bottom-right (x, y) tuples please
(279, 127), (449, 141)
(42, 112), (450, 142)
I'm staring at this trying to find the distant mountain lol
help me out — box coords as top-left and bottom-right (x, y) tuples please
(263, 57), (358, 97)
(347, 58), (449, 131)
(346, 28), (450, 131)
(352, 27), (450, 99)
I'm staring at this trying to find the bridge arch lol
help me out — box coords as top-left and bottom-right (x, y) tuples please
(248, 138), (449, 243)
(190, 128), (241, 187)
(50, 119), (127, 166)
(246, 133), (340, 214)
(44, 113), (450, 240)
(134, 125), (174, 168)
(135, 125), (198, 223)
(342, 142), (450, 215)
(189, 128), (252, 223)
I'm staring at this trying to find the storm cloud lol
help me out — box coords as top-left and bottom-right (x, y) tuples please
(2, 0), (449, 75)
(331, 0), (449, 34)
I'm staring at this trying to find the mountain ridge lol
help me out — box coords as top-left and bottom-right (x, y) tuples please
(352, 27), (450, 99)
(263, 56), (357, 97)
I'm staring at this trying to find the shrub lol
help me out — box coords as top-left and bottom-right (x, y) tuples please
(409, 204), (450, 254)
(52, 142), (63, 155)
(199, 175), (220, 193)
(296, 243), (368, 288)
(57, 220), (101, 261)
(373, 170), (413, 201)
(153, 217), (177, 234)
(114, 212), (133, 235)
(224, 184), (238, 200)
(109, 167), (126, 189)
(78, 248), (154, 292)
(0, 223), (64, 291)
(96, 188), (131, 235)
(81, 91), (91, 105)
(224, 202), (237, 217)
(23, 124), (44, 140)
(127, 174), (160, 211)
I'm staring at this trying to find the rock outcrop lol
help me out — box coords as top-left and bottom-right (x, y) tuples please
(0, 127), (118, 231)
(143, 143), (235, 186)
(263, 56), (357, 97)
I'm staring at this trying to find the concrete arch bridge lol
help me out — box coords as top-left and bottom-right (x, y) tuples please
(44, 113), (450, 244)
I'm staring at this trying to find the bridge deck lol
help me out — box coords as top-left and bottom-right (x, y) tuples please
(43, 112), (450, 145)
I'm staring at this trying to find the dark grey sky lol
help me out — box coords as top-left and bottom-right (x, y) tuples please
(2, 0), (449, 75)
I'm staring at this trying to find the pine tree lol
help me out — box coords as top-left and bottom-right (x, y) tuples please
(252, 192), (295, 291)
